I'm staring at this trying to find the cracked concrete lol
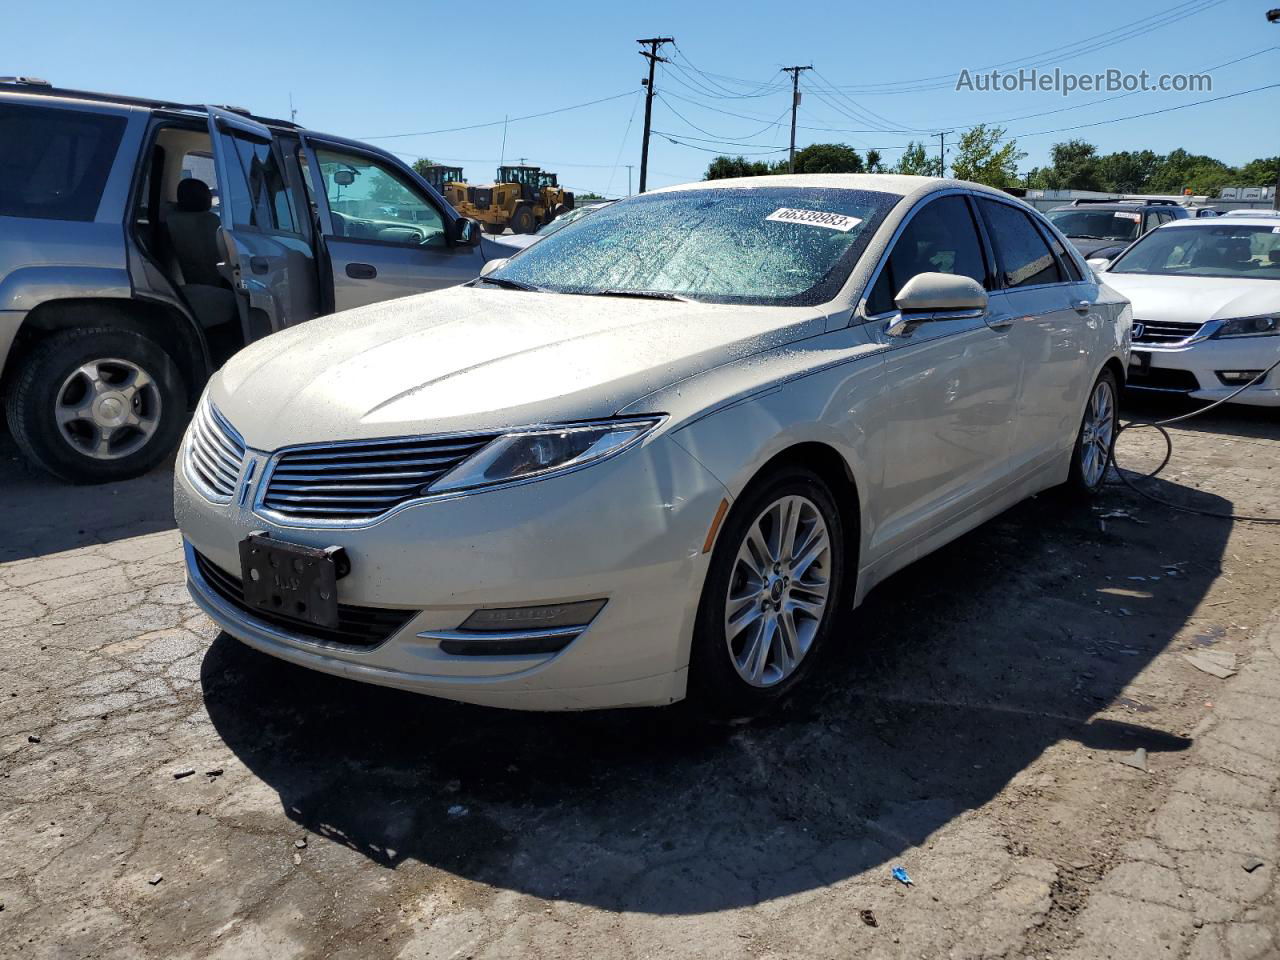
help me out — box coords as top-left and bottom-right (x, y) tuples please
(1, 397), (1278, 959)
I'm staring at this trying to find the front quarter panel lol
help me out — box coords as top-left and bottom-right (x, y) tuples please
(634, 324), (888, 587)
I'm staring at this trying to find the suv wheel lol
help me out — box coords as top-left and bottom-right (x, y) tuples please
(5, 327), (189, 484)
(690, 466), (846, 716)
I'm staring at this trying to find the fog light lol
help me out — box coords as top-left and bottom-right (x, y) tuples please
(460, 599), (607, 632)
(1216, 370), (1265, 385)
(422, 599), (609, 656)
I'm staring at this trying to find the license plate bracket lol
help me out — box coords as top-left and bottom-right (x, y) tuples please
(237, 532), (348, 630)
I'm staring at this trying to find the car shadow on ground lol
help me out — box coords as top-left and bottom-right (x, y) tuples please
(0, 433), (178, 563)
(202, 470), (1228, 915)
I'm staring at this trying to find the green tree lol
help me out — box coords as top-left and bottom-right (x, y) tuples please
(865, 149), (886, 174)
(1233, 156), (1279, 187)
(790, 142), (864, 174)
(1095, 150), (1161, 194)
(896, 140), (940, 177)
(1148, 148), (1233, 197)
(704, 155), (775, 180)
(1040, 140), (1105, 191)
(411, 158), (436, 178)
(949, 124), (1024, 189)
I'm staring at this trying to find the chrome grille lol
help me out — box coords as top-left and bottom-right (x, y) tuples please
(185, 402), (245, 500)
(1133, 319), (1204, 345)
(260, 434), (496, 522)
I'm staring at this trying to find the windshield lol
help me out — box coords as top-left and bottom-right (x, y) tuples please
(1047, 209), (1143, 241)
(535, 203), (600, 237)
(1109, 224), (1280, 280)
(487, 187), (896, 305)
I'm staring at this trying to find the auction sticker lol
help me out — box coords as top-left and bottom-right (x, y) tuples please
(766, 207), (862, 232)
(1114, 212), (1141, 222)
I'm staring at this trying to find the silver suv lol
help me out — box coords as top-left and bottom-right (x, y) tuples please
(0, 79), (496, 483)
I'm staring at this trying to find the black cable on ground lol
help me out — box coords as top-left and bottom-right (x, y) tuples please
(1107, 354), (1280, 524)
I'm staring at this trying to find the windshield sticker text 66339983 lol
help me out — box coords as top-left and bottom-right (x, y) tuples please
(765, 208), (863, 232)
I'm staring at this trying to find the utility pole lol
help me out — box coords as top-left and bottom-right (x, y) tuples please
(933, 130), (953, 178)
(637, 36), (674, 194)
(1270, 10), (1280, 208)
(781, 65), (813, 174)
(626, 164), (634, 197)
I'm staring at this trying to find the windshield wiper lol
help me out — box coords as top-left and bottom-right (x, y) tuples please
(475, 275), (542, 292)
(589, 289), (692, 302)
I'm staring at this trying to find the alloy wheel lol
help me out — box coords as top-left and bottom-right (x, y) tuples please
(723, 494), (832, 688)
(54, 358), (162, 461)
(1079, 378), (1116, 489)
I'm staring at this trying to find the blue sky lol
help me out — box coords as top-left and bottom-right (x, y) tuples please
(11, 0), (1278, 195)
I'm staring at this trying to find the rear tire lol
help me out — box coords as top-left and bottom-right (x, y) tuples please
(510, 203), (536, 235)
(1066, 368), (1119, 498)
(689, 466), (846, 717)
(4, 326), (189, 484)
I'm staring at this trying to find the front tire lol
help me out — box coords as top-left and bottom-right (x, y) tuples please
(4, 326), (189, 484)
(689, 467), (846, 716)
(1066, 368), (1119, 497)
(509, 203), (536, 235)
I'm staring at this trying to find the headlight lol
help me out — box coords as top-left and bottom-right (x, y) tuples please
(428, 417), (664, 493)
(1213, 315), (1280, 339)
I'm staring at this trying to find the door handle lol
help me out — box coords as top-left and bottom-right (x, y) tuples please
(1073, 300), (1091, 314)
(249, 256), (270, 275)
(985, 315), (1014, 330)
(346, 262), (377, 280)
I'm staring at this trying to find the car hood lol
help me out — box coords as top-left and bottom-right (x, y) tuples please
(1068, 237), (1132, 258)
(211, 285), (829, 450)
(1097, 272), (1280, 325)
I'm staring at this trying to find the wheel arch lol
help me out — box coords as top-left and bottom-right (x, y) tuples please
(729, 440), (863, 579)
(3, 298), (211, 409)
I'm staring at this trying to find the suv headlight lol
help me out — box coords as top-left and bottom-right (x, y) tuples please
(1213, 315), (1279, 339)
(429, 417), (664, 493)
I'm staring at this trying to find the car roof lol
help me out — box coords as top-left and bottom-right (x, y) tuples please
(649, 173), (1020, 205)
(1158, 214), (1280, 228)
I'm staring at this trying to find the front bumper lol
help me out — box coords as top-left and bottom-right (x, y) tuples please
(177, 434), (730, 710)
(1128, 337), (1280, 407)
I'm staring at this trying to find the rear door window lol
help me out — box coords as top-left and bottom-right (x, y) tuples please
(867, 195), (988, 313)
(218, 132), (298, 233)
(0, 103), (126, 221)
(978, 199), (1065, 289)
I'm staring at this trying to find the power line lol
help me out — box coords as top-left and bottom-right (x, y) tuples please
(656, 133), (789, 155)
(658, 93), (789, 142)
(604, 91), (644, 199)
(358, 90), (635, 140)
(819, 0), (1227, 94)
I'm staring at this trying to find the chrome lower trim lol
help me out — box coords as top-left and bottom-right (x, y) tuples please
(418, 625), (584, 656)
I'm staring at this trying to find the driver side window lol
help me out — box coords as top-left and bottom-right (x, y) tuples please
(313, 147), (445, 247)
(866, 195), (988, 314)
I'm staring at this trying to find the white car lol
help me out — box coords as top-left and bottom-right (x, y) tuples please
(176, 175), (1129, 713)
(1096, 216), (1280, 406)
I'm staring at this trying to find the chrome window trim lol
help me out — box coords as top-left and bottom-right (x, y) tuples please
(250, 415), (668, 529)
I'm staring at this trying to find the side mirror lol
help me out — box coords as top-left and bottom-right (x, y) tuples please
(453, 218), (482, 247)
(479, 257), (508, 278)
(333, 169), (355, 186)
(1086, 257), (1112, 273)
(894, 272), (988, 314)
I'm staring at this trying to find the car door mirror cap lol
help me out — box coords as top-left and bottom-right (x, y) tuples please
(1086, 257), (1112, 273)
(894, 272), (988, 314)
(453, 217), (483, 248)
(480, 257), (508, 278)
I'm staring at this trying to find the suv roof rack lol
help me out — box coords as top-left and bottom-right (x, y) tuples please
(1070, 197), (1179, 207)
(0, 81), (299, 130)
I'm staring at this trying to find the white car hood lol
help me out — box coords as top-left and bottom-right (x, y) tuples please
(1100, 272), (1280, 325)
(212, 285), (828, 450)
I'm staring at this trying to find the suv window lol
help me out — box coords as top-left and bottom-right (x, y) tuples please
(219, 132), (296, 233)
(867, 195), (987, 314)
(979, 199), (1064, 288)
(0, 103), (127, 221)
(314, 147), (445, 247)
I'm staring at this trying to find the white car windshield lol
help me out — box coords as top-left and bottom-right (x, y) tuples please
(486, 187), (897, 306)
(1047, 209), (1143, 241)
(1109, 224), (1280, 280)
